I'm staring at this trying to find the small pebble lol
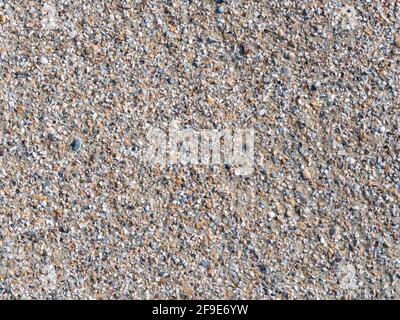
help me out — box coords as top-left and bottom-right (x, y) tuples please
(395, 35), (400, 48)
(276, 28), (285, 38)
(302, 168), (312, 180)
(70, 138), (82, 151)
(285, 51), (296, 61)
(216, 6), (224, 14)
(268, 211), (276, 219)
(329, 226), (339, 238)
(39, 56), (49, 65)
(258, 264), (268, 273)
(167, 77), (175, 84)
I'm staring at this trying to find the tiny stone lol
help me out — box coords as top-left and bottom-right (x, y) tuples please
(395, 35), (400, 48)
(329, 226), (339, 238)
(310, 83), (318, 91)
(40, 56), (49, 65)
(159, 271), (169, 277)
(70, 138), (82, 152)
(258, 264), (268, 273)
(276, 28), (285, 38)
(258, 109), (266, 116)
(268, 211), (276, 219)
(382, 241), (391, 248)
(167, 77), (175, 84)
(239, 43), (251, 55)
(47, 133), (56, 142)
(216, 6), (224, 14)
(285, 51), (296, 61)
(302, 168), (312, 180)
(199, 259), (209, 269)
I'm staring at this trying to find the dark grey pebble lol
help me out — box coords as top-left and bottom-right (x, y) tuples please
(70, 138), (82, 151)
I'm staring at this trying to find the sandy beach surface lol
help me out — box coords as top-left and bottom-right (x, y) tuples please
(0, 1), (399, 299)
